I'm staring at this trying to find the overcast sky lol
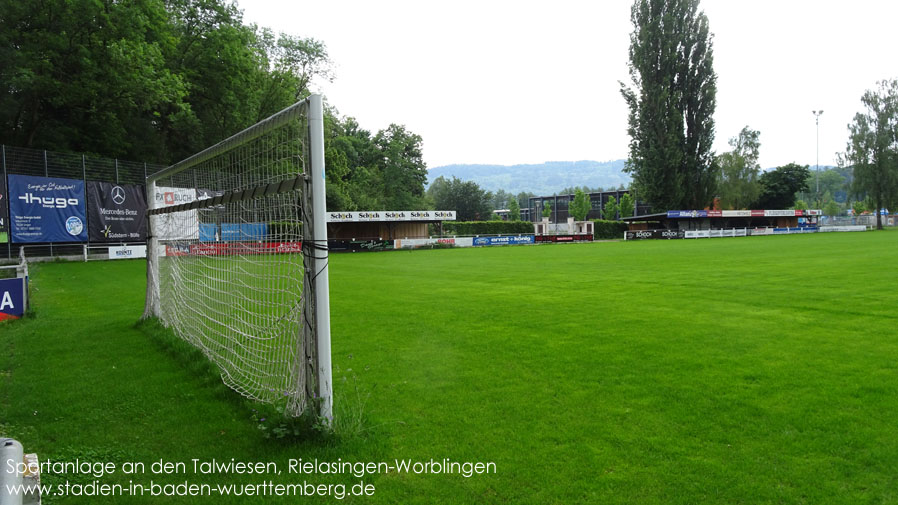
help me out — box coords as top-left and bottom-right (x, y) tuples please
(240, 0), (898, 171)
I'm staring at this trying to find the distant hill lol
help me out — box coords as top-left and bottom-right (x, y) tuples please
(427, 160), (631, 196)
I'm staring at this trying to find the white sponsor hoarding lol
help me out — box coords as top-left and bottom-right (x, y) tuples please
(152, 186), (198, 240)
(327, 211), (456, 222)
(685, 229), (748, 238)
(818, 225), (866, 232)
(722, 210), (751, 217)
(765, 210), (799, 217)
(108, 245), (148, 259)
(394, 237), (473, 249)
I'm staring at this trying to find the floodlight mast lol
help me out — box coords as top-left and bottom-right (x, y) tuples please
(812, 110), (823, 207)
(309, 94), (333, 425)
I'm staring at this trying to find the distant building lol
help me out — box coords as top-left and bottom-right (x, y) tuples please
(492, 207), (532, 221)
(526, 190), (651, 222)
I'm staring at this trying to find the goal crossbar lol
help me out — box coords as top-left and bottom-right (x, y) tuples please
(147, 175), (305, 216)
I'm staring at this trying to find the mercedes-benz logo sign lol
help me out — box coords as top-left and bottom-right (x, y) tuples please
(111, 185), (126, 205)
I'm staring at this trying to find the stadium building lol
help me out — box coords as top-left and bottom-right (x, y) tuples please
(524, 190), (651, 222)
(326, 210), (456, 251)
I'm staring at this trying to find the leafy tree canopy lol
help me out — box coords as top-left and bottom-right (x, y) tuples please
(716, 127), (761, 209)
(620, 0), (718, 210)
(507, 198), (521, 221)
(619, 193), (636, 218)
(569, 189), (591, 221)
(755, 163), (810, 209)
(0, 0), (429, 213)
(844, 79), (898, 229)
(428, 176), (493, 221)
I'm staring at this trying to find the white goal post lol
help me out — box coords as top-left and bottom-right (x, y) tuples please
(142, 95), (332, 422)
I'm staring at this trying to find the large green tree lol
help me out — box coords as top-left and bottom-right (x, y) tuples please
(428, 177), (493, 221)
(490, 189), (514, 210)
(620, 0), (718, 210)
(0, 0), (189, 161)
(325, 114), (428, 211)
(844, 79), (898, 229)
(507, 198), (521, 221)
(755, 163), (810, 209)
(716, 127), (761, 209)
(619, 192), (636, 218)
(0, 0), (333, 164)
(1, 0), (426, 212)
(569, 189), (591, 221)
(375, 124), (428, 210)
(823, 195), (841, 217)
(603, 196), (619, 221)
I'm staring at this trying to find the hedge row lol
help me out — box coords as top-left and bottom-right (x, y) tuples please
(592, 219), (629, 239)
(440, 221), (535, 236)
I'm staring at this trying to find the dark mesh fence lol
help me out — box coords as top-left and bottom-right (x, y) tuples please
(1, 144), (164, 259)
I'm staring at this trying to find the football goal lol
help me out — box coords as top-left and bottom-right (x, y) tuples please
(142, 96), (332, 422)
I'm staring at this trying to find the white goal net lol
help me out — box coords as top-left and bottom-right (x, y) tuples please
(143, 96), (332, 420)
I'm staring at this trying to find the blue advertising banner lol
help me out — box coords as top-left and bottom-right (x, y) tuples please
(199, 223), (218, 242)
(667, 210), (708, 218)
(0, 174), (7, 243)
(8, 175), (88, 243)
(0, 278), (25, 320)
(472, 235), (535, 246)
(221, 223), (268, 241)
(773, 227), (818, 235)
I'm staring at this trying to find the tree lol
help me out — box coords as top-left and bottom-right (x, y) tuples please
(542, 201), (552, 220)
(507, 198), (521, 221)
(603, 196), (619, 221)
(755, 163), (810, 209)
(0, 0), (337, 164)
(823, 199), (841, 217)
(818, 169), (848, 199)
(852, 199), (866, 216)
(323, 112), (430, 212)
(375, 124), (428, 210)
(716, 126), (761, 209)
(864, 195), (877, 214)
(793, 199), (809, 211)
(620, 0), (718, 211)
(251, 29), (334, 122)
(619, 192), (636, 218)
(844, 79), (898, 229)
(162, 0), (291, 160)
(430, 177), (493, 221)
(271, 34), (334, 99)
(569, 189), (591, 221)
(491, 189), (513, 210)
(0, 0), (191, 162)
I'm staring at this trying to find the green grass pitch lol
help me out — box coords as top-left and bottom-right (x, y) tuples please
(1, 231), (897, 504)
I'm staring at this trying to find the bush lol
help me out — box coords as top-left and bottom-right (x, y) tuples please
(440, 221), (534, 236)
(592, 219), (628, 240)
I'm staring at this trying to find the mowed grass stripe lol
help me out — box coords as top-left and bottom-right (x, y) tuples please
(1, 231), (896, 504)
